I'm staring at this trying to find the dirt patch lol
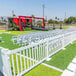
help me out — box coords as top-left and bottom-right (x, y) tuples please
(0, 27), (8, 30)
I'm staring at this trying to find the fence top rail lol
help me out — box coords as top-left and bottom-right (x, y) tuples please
(1, 39), (46, 55)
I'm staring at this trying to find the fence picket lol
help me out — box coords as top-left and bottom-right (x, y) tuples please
(20, 51), (23, 72)
(23, 50), (26, 70)
(12, 54), (16, 76)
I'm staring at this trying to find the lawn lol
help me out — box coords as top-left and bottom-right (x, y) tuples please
(0, 33), (21, 50)
(62, 26), (70, 29)
(62, 26), (76, 29)
(44, 41), (76, 70)
(23, 64), (62, 76)
(0, 30), (40, 50)
(0, 30), (39, 35)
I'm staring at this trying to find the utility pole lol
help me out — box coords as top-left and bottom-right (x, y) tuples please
(46, 16), (47, 21)
(12, 10), (14, 16)
(64, 12), (66, 19)
(42, 4), (45, 18)
(12, 10), (16, 17)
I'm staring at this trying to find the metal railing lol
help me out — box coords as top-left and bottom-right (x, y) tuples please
(0, 31), (76, 76)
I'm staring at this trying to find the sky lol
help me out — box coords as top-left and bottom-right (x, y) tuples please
(0, 0), (76, 20)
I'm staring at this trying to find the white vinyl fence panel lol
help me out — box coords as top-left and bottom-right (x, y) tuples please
(0, 31), (76, 76)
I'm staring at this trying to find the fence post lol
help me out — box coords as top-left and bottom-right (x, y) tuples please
(62, 34), (65, 50)
(46, 39), (51, 61)
(0, 47), (4, 75)
(1, 48), (12, 76)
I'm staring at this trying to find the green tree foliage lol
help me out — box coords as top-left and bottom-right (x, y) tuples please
(31, 14), (35, 17)
(1, 17), (3, 22)
(36, 20), (43, 28)
(45, 19), (47, 22)
(55, 17), (58, 20)
(64, 16), (76, 24)
(0, 20), (2, 24)
(13, 14), (16, 17)
(37, 20), (43, 23)
(54, 21), (59, 24)
(48, 19), (59, 24)
(31, 14), (35, 25)
(59, 21), (63, 24)
(48, 19), (54, 24)
(55, 17), (59, 21)
(4, 19), (7, 22)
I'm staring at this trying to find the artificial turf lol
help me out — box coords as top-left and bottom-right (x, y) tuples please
(44, 41), (76, 70)
(0, 33), (21, 50)
(23, 64), (62, 76)
(0, 30), (40, 50)
(0, 30), (40, 35)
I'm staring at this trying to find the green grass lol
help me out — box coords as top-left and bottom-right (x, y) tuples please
(44, 41), (76, 70)
(0, 30), (40, 50)
(9, 45), (46, 75)
(0, 33), (21, 50)
(64, 24), (76, 26)
(23, 64), (62, 76)
(10, 54), (35, 75)
(62, 26), (76, 29)
(0, 30), (40, 35)
(0, 34), (21, 50)
(62, 26), (70, 29)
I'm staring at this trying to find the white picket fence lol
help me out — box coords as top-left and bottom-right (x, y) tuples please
(0, 31), (76, 76)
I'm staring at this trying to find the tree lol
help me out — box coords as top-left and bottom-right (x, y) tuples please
(31, 14), (35, 28)
(64, 16), (76, 24)
(48, 19), (53, 24)
(36, 20), (43, 28)
(55, 17), (59, 21)
(45, 19), (47, 22)
(31, 14), (35, 17)
(54, 20), (59, 24)
(54, 17), (60, 24)
(55, 17), (58, 20)
(4, 19), (7, 22)
(37, 20), (43, 23)
(1, 17), (3, 22)
(13, 14), (16, 17)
